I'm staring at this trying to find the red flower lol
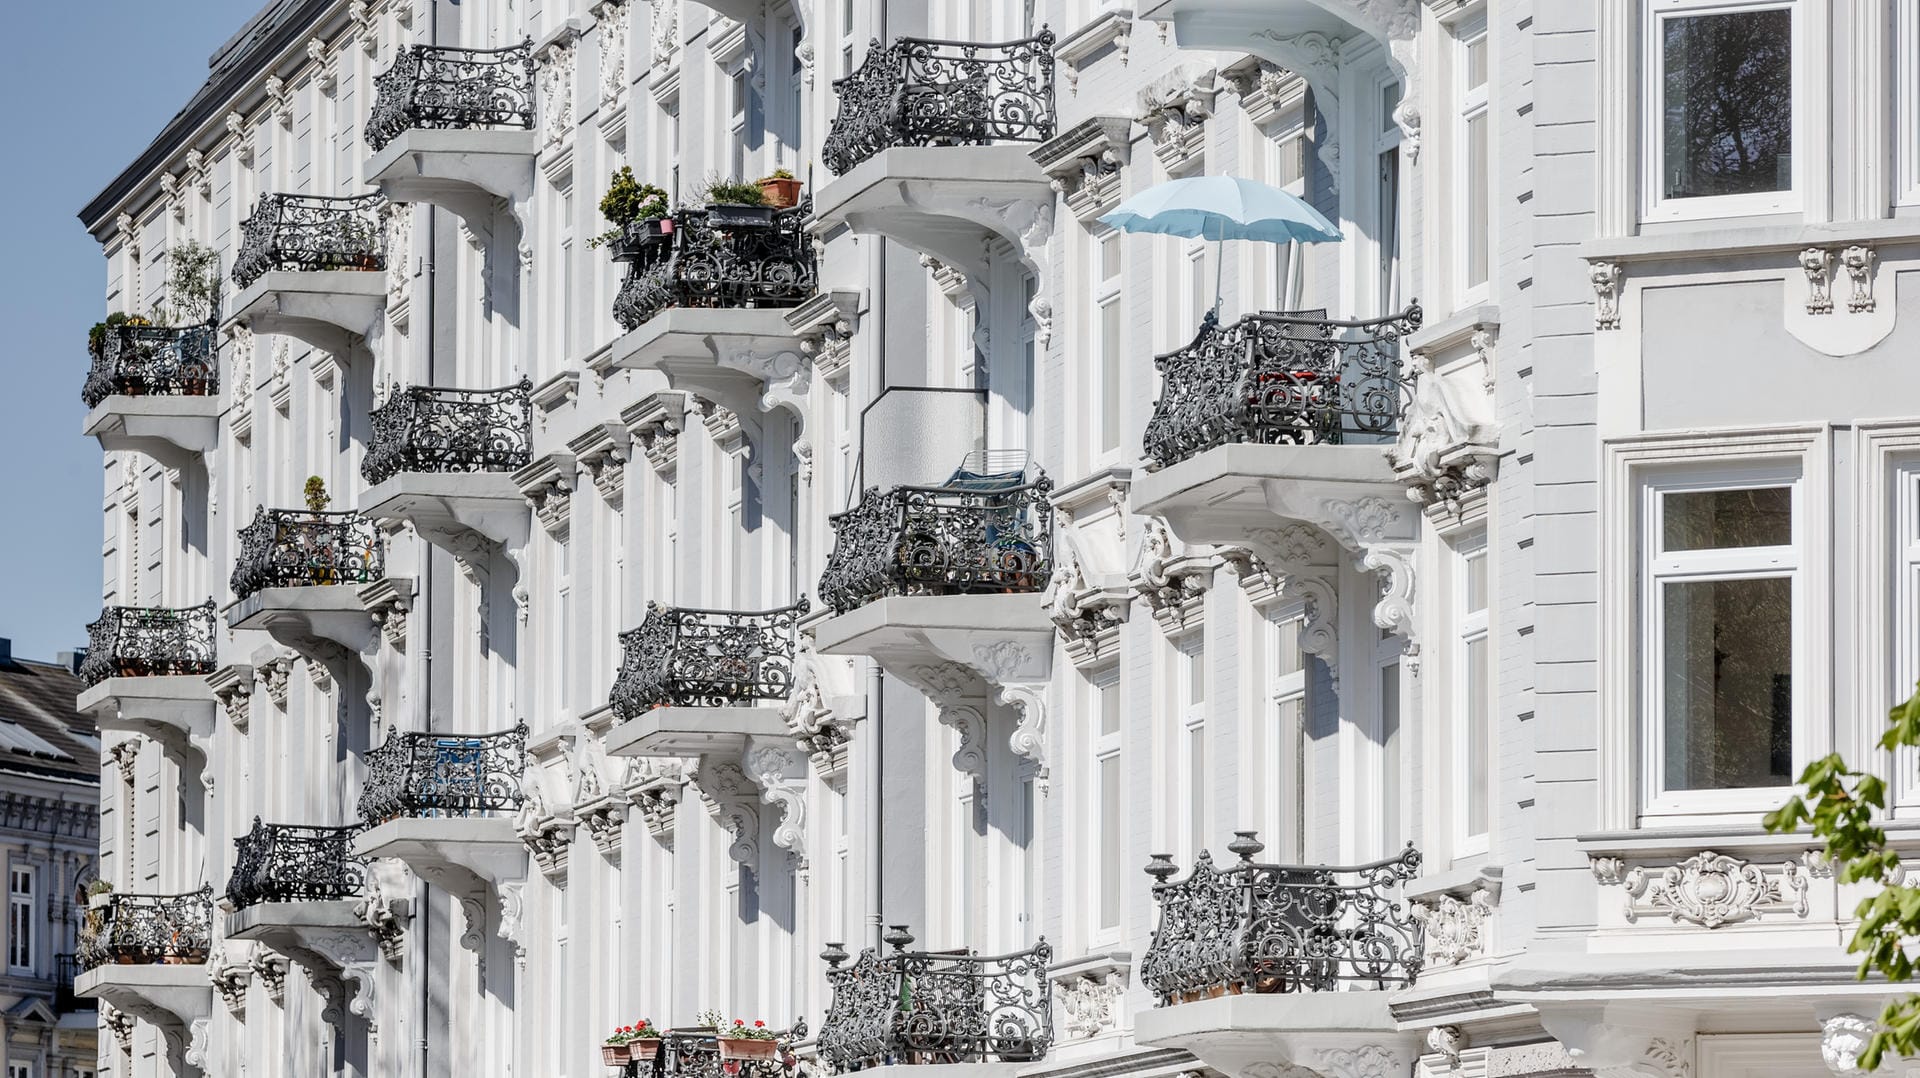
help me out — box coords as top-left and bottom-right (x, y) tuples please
(754, 1021), (765, 1028)
(734, 1020), (745, 1027)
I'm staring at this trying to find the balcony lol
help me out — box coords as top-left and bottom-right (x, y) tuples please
(226, 508), (385, 677)
(359, 380), (533, 559)
(80, 321), (219, 469)
(75, 603), (217, 772)
(1132, 834), (1423, 1078)
(609, 206), (818, 420)
(229, 193), (388, 352)
(355, 724), (530, 899)
(74, 888), (214, 1035)
(819, 928), (1053, 1072)
(1132, 307), (1424, 578)
(224, 819), (385, 979)
(613, 1026), (808, 1078)
(813, 32), (1056, 273)
(364, 42), (538, 236)
(603, 600), (808, 759)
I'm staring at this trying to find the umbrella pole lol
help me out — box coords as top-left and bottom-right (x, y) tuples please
(1211, 233), (1225, 323)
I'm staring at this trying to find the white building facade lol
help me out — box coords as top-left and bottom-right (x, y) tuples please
(67, 1), (1920, 1078)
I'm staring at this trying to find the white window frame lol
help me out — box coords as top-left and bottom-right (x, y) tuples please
(1177, 636), (1209, 861)
(1265, 610), (1312, 862)
(1632, 455), (1811, 822)
(1450, 531), (1491, 856)
(1091, 230), (1124, 460)
(1858, 427), (1920, 814)
(1089, 670), (1123, 941)
(1453, 15), (1491, 305)
(1265, 116), (1307, 312)
(7, 866), (31, 974)
(1640, 0), (1804, 223)
(1898, 2), (1920, 207)
(1892, 457), (1920, 808)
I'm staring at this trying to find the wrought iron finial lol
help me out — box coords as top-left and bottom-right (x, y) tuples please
(1228, 831), (1264, 862)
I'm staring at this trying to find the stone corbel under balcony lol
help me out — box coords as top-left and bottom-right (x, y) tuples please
(83, 397), (220, 472)
(786, 289), (862, 389)
(604, 711), (808, 865)
(513, 451), (578, 541)
(354, 816), (527, 911)
(76, 676), (215, 778)
(1133, 443), (1419, 642)
(1033, 116), (1133, 223)
(1391, 307), (1500, 516)
(228, 271), (386, 356)
(364, 127), (538, 239)
(566, 422), (631, 510)
(810, 144), (1055, 280)
(1134, 993), (1419, 1078)
(1055, 10), (1134, 93)
(358, 576), (416, 651)
(610, 307), (810, 427)
(76, 968), (212, 1064)
(812, 593), (1055, 777)
(359, 472), (531, 565)
(224, 899), (385, 1025)
(226, 580), (397, 687)
(206, 663), (255, 732)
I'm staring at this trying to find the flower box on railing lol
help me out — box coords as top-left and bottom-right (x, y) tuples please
(356, 723), (530, 824)
(361, 379), (534, 486)
(78, 601), (218, 686)
(611, 204), (818, 332)
(609, 599), (809, 717)
(819, 927), (1053, 1072)
(1142, 304), (1424, 471)
(817, 474), (1054, 616)
(232, 193), (388, 289)
(365, 40), (535, 152)
(77, 887), (214, 969)
(225, 818), (367, 910)
(625, 1024), (804, 1078)
(1138, 832), (1424, 1004)
(81, 322), (218, 409)
(823, 30), (1058, 176)
(229, 508), (385, 599)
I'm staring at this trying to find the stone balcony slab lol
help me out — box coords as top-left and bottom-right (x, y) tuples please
(355, 816), (526, 898)
(76, 963), (211, 1031)
(365, 127), (537, 237)
(82, 396), (220, 471)
(228, 269), (386, 354)
(1132, 992), (1415, 1078)
(610, 306), (806, 421)
(603, 706), (794, 759)
(76, 676), (214, 772)
(811, 145), (1053, 276)
(359, 471), (530, 559)
(226, 585), (381, 684)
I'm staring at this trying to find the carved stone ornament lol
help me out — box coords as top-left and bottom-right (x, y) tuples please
(1411, 888), (1493, 965)
(536, 37), (577, 148)
(782, 645), (854, 771)
(357, 859), (413, 962)
(695, 759), (762, 869)
(252, 949), (290, 1005)
(513, 780), (577, 881)
(1608, 850), (1814, 927)
(261, 654), (294, 707)
(1390, 342), (1500, 514)
(1822, 1013), (1876, 1074)
(1137, 65), (1218, 176)
(647, 0), (680, 67)
(1049, 551), (1128, 665)
(209, 946), (253, 1014)
(746, 744), (808, 861)
(595, 1), (630, 109)
(1591, 261), (1623, 331)
(1842, 245), (1876, 313)
(1051, 960), (1128, 1041)
(1031, 116), (1133, 222)
(625, 756), (688, 840)
(1129, 519), (1211, 633)
(1800, 247), (1835, 315)
(1426, 1026), (1465, 1066)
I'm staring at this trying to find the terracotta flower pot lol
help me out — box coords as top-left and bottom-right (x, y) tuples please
(718, 1038), (779, 1062)
(759, 177), (802, 208)
(631, 1038), (662, 1062)
(603, 1044), (633, 1066)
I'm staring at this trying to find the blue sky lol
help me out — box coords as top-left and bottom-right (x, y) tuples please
(0, 0), (265, 661)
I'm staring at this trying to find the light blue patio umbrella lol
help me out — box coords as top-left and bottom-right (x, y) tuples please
(1098, 175), (1342, 317)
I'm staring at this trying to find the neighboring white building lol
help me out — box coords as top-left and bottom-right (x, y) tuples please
(65, 2), (1920, 1078)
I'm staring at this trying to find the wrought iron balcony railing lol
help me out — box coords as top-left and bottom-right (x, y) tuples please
(823, 31), (1057, 175)
(78, 601), (218, 686)
(77, 887), (213, 970)
(615, 1024), (807, 1078)
(361, 379), (534, 486)
(230, 508), (385, 599)
(81, 322), (217, 409)
(818, 475), (1053, 616)
(225, 818), (367, 910)
(611, 204), (819, 332)
(357, 723), (530, 824)
(609, 600), (809, 716)
(1142, 305), (1424, 470)
(819, 928), (1052, 1071)
(365, 40), (536, 152)
(1139, 833), (1424, 1004)
(232, 193), (387, 289)
(53, 953), (80, 1011)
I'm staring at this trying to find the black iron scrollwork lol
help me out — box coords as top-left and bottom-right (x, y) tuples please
(81, 322), (217, 409)
(232, 193), (388, 288)
(230, 508), (386, 599)
(77, 887), (213, 969)
(365, 40), (536, 152)
(621, 1024), (809, 1078)
(361, 379), (533, 486)
(78, 601), (218, 686)
(609, 599), (809, 716)
(611, 203), (818, 332)
(1143, 305), (1424, 470)
(1138, 833), (1425, 1003)
(823, 31), (1058, 175)
(818, 476), (1053, 616)
(226, 818), (367, 909)
(819, 928), (1053, 1071)
(357, 723), (529, 824)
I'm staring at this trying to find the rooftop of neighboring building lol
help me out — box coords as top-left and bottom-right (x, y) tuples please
(0, 640), (99, 787)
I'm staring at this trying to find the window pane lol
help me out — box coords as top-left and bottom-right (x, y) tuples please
(1189, 725), (1207, 855)
(1465, 550), (1488, 613)
(1466, 111), (1489, 287)
(1100, 301), (1122, 453)
(1099, 234), (1121, 280)
(1662, 9), (1793, 200)
(1663, 487), (1792, 550)
(1187, 645), (1206, 706)
(1098, 680), (1120, 737)
(1381, 662), (1401, 848)
(1465, 35), (1488, 90)
(1277, 618), (1302, 677)
(1466, 636), (1489, 837)
(1662, 576), (1793, 790)
(1098, 754), (1121, 929)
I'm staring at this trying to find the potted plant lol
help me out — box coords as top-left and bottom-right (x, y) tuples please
(716, 1018), (780, 1062)
(300, 477), (343, 586)
(628, 1019), (664, 1062)
(603, 1024), (639, 1066)
(702, 178), (774, 230)
(592, 166), (672, 252)
(758, 168), (802, 209)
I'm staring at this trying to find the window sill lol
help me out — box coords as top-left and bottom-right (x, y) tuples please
(1582, 216), (1920, 265)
